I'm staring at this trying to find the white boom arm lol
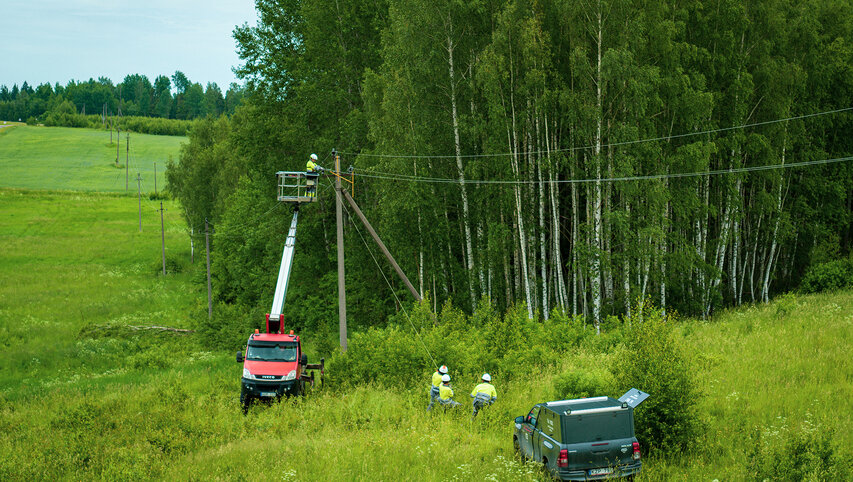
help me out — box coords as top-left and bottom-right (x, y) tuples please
(269, 209), (299, 322)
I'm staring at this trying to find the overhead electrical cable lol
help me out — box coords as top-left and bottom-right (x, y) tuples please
(344, 155), (853, 186)
(339, 106), (853, 160)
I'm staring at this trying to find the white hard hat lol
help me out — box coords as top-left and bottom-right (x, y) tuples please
(482, 373), (491, 382)
(439, 365), (448, 374)
(441, 374), (451, 383)
(310, 153), (318, 161)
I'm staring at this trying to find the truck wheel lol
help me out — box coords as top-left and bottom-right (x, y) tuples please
(513, 436), (523, 461)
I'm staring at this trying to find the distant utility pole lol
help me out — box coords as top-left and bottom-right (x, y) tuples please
(160, 202), (166, 276)
(110, 117), (113, 145)
(125, 133), (130, 191)
(136, 173), (142, 232)
(205, 219), (212, 319)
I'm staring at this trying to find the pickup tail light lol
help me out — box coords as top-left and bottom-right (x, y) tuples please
(632, 441), (641, 460)
(558, 449), (568, 468)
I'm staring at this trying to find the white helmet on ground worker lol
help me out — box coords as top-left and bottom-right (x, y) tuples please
(482, 373), (491, 382)
(310, 153), (318, 161)
(439, 365), (448, 374)
(441, 374), (451, 383)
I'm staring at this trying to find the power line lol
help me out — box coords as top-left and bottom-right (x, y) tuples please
(339, 106), (853, 160)
(346, 155), (853, 186)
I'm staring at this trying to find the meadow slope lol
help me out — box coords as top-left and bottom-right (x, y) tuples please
(0, 125), (183, 192)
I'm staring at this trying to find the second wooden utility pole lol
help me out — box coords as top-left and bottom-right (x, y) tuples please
(159, 202), (166, 276)
(136, 173), (142, 232)
(205, 219), (212, 319)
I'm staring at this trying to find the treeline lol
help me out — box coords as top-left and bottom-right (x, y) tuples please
(169, 0), (853, 333)
(0, 71), (244, 130)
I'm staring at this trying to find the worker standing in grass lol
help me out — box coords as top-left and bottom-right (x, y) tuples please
(305, 153), (324, 197)
(438, 374), (460, 409)
(470, 373), (497, 417)
(427, 365), (449, 410)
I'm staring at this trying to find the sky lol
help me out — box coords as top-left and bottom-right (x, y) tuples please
(0, 0), (258, 91)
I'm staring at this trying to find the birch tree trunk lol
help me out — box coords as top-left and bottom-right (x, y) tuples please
(590, 2), (604, 335)
(445, 20), (477, 307)
(762, 127), (787, 302)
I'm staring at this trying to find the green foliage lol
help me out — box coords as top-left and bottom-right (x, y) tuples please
(775, 292), (799, 318)
(613, 307), (700, 455)
(553, 367), (616, 400)
(800, 258), (853, 294)
(747, 416), (850, 481)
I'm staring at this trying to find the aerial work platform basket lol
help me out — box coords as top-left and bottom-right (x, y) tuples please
(277, 171), (320, 203)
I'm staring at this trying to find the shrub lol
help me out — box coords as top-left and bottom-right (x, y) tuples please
(553, 367), (615, 400)
(612, 307), (700, 455)
(747, 416), (850, 480)
(800, 258), (853, 294)
(774, 292), (798, 319)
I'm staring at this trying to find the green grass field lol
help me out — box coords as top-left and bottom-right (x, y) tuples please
(0, 125), (183, 192)
(0, 127), (850, 479)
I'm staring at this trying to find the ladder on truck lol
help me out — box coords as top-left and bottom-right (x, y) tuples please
(266, 171), (318, 334)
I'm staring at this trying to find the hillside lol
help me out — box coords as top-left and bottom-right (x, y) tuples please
(0, 125), (184, 192)
(1, 186), (850, 479)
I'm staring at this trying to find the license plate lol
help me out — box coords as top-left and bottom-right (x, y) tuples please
(589, 467), (613, 476)
(260, 392), (276, 398)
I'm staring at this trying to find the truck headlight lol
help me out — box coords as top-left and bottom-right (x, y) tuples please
(284, 370), (296, 381)
(242, 368), (255, 380)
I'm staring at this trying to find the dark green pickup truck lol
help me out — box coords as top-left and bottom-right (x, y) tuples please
(513, 389), (649, 481)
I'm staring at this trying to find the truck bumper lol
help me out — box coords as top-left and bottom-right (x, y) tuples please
(558, 461), (641, 481)
(241, 377), (300, 400)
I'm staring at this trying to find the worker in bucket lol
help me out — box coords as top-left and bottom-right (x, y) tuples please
(305, 153), (324, 197)
(470, 373), (497, 417)
(427, 365), (449, 410)
(438, 374), (460, 409)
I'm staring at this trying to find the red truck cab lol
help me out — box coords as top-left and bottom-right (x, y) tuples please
(236, 329), (322, 411)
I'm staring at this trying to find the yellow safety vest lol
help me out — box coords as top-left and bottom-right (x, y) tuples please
(471, 382), (497, 399)
(431, 371), (443, 388)
(306, 160), (318, 172)
(439, 384), (454, 401)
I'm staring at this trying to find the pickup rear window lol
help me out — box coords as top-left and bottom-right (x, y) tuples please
(561, 411), (633, 444)
(247, 342), (297, 362)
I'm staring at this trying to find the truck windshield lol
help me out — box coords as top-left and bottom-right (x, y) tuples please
(246, 343), (297, 362)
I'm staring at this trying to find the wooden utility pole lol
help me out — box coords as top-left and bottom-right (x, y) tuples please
(125, 133), (130, 191)
(341, 189), (422, 302)
(136, 173), (142, 232)
(159, 202), (166, 276)
(335, 149), (347, 352)
(205, 219), (212, 319)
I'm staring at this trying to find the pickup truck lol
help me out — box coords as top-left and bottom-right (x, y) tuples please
(512, 389), (649, 481)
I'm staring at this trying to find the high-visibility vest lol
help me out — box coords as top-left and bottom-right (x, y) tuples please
(307, 160), (318, 171)
(471, 382), (497, 399)
(439, 384), (454, 401)
(431, 371), (443, 388)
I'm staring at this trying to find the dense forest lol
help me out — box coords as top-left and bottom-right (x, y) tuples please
(0, 71), (244, 126)
(168, 0), (853, 339)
